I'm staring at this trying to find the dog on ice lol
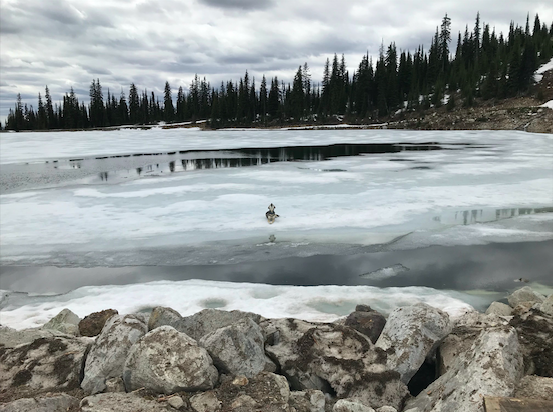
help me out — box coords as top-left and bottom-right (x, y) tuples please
(266, 203), (279, 224)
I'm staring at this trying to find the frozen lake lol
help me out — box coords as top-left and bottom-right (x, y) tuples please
(0, 128), (552, 329)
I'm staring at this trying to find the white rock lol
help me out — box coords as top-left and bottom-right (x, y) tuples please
(190, 391), (221, 412)
(42, 308), (81, 336)
(289, 389), (326, 412)
(333, 399), (376, 412)
(540, 294), (553, 316)
(167, 395), (185, 410)
(484, 302), (512, 317)
(199, 317), (273, 378)
(375, 303), (451, 384)
(514, 375), (553, 400)
(80, 393), (170, 412)
(406, 326), (523, 412)
(263, 318), (408, 410)
(81, 314), (147, 395)
(376, 407), (397, 412)
(507, 286), (545, 308)
(0, 393), (79, 412)
(0, 336), (90, 393)
(123, 325), (218, 394)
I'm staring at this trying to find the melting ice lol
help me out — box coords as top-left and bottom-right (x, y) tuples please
(0, 128), (552, 329)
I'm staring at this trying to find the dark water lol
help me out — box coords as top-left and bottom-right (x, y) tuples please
(0, 142), (491, 192)
(1, 240), (551, 297)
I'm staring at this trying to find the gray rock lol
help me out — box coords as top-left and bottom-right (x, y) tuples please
(375, 303), (451, 384)
(405, 326), (523, 412)
(199, 317), (274, 377)
(514, 375), (553, 400)
(333, 399), (375, 412)
(484, 302), (512, 317)
(507, 286), (545, 308)
(123, 325), (218, 394)
(81, 314), (148, 394)
(263, 318), (408, 410)
(376, 407), (397, 412)
(147, 306), (183, 331)
(80, 392), (172, 412)
(344, 309), (386, 343)
(0, 393), (79, 412)
(0, 336), (90, 392)
(216, 371), (290, 412)
(167, 395), (185, 410)
(190, 391), (221, 412)
(289, 389), (326, 412)
(172, 308), (263, 341)
(541, 294), (553, 316)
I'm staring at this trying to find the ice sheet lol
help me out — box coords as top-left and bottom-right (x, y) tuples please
(1, 129), (552, 265)
(0, 280), (479, 330)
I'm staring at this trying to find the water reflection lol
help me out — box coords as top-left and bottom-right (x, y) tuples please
(60, 142), (493, 185)
(446, 207), (553, 225)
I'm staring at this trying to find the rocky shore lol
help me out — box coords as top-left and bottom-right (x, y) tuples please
(1, 286), (552, 412)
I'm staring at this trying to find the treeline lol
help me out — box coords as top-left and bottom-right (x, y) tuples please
(4, 12), (553, 131)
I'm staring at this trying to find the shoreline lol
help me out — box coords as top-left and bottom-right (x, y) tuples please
(0, 286), (551, 411)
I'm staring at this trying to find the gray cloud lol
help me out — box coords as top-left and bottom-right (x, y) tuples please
(199, 0), (274, 10)
(1, 0), (552, 123)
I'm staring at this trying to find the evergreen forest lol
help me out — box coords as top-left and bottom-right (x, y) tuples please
(4, 13), (553, 131)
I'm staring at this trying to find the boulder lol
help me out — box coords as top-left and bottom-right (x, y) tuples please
(507, 286), (545, 308)
(199, 317), (274, 377)
(79, 309), (118, 337)
(344, 308), (386, 343)
(189, 391), (221, 412)
(170, 309), (263, 341)
(0, 393), (79, 412)
(437, 326), (480, 375)
(42, 308), (81, 336)
(80, 392), (173, 412)
(375, 303), (451, 384)
(452, 310), (510, 329)
(263, 318), (408, 410)
(81, 314), (147, 394)
(148, 306), (183, 331)
(509, 308), (553, 376)
(123, 325), (218, 394)
(405, 326), (523, 412)
(514, 375), (553, 400)
(376, 407), (397, 412)
(0, 336), (90, 393)
(289, 389), (325, 412)
(216, 371), (290, 412)
(540, 294), (553, 316)
(333, 399), (375, 412)
(484, 302), (512, 317)
(0, 326), (70, 349)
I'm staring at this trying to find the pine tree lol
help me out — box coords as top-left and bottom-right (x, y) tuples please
(259, 75), (268, 124)
(164, 81), (174, 122)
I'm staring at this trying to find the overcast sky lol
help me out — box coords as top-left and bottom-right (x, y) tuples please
(1, 0), (552, 123)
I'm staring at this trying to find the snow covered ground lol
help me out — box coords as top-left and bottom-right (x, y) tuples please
(1, 128), (552, 329)
(534, 57), (553, 83)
